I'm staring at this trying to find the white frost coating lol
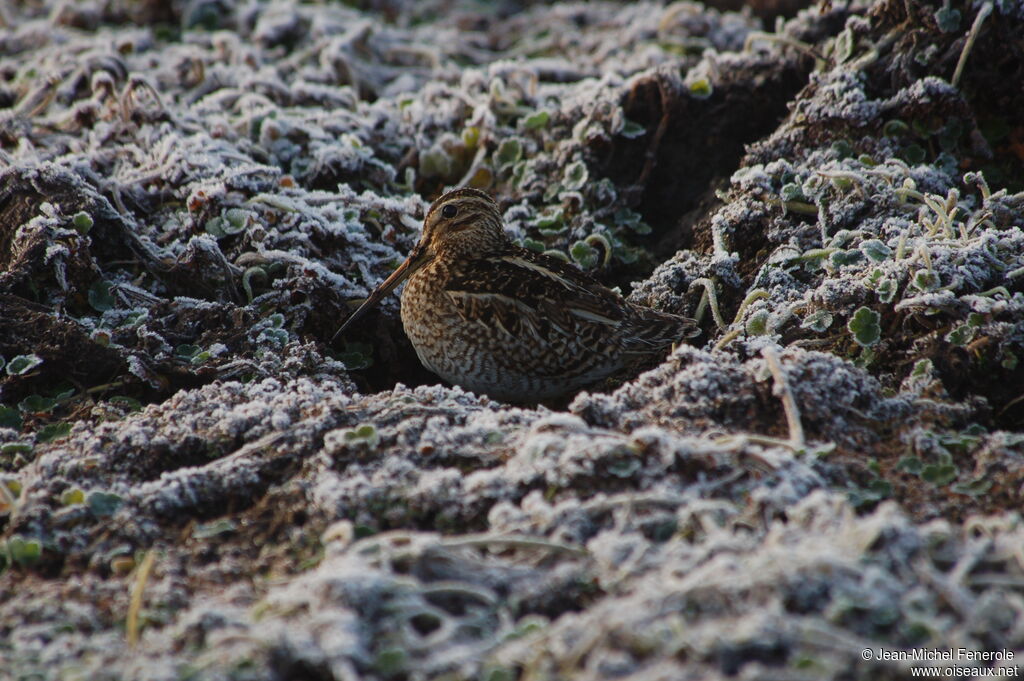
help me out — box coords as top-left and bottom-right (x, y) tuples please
(4, 1), (1024, 680)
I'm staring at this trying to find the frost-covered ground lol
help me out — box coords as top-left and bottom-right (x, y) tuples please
(2, 1), (1023, 679)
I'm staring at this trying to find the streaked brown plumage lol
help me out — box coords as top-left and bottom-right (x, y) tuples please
(335, 187), (698, 402)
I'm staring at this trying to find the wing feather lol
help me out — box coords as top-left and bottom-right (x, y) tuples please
(445, 250), (626, 344)
(444, 246), (696, 359)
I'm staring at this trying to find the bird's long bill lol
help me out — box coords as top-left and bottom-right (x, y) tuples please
(332, 246), (429, 342)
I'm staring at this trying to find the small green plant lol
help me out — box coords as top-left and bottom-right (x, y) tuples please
(745, 309), (770, 335)
(0, 407), (23, 430)
(494, 138), (523, 169)
(19, 387), (74, 415)
(613, 207), (652, 235)
(206, 208), (252, 238)
(848, 307), (881, 347)
(951, 477), (991, 497)
(876, 278), (897, 303)
(4, 535), (42, 567)
(110, 396), (143, 413)
(562, 160), (588, 191)
(337, 342), (373, 370)
(6, 354), (43, 376)
(522, 110), (549, 130)
(860, 239), (892, 262)
(882, 119), (910, 137)
(256, 313), (289, 346)
(342, 424), (379, 449)
(193, 518), (237, 539)
(934, 5), (961, 32)
(847, 477), (891, 509)
(569, 240), (599, 269)
(801, 310), (833, 332)
(830, 249), (864, 268)
(87, 490), (125, 517)
(71, 211), (94, 234)
(834, 28), (854, 63)
(921, 452), (958, 486)
(945, 324), (975, 346)
(911, 270), (940, 291)
(89, 281), (116, 312)
(481, 665), (517, 681)
(36, 423), (72, 443)
(175, 344), (201, 360)
(534, 207), (565, 234)
(619, 119), (646, 139)
(688, 77), (713, 98)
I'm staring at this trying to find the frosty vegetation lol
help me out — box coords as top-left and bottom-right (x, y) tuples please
(1, 1), (1022, 680)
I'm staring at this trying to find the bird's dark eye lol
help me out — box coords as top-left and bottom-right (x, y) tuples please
(441, 204), (458, 219)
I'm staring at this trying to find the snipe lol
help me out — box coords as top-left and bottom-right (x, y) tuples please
(335, 188), (698, 402)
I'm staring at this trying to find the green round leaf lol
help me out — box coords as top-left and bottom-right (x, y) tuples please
(534, 207), (565, 233)
(745, 309), (770, 336)
(88, 281), (116, 312)
(945, 324), (975, 346)
(258, 328), (289, 345)
(562, 161), (589, 191)
(495, 138), (523, 168)
(222, 208), (250, 235)
(569, 240), (599, 269)
(19, 395), (58, 414)
(896, 456), (923, 475)
(831, 140), (853, 158)
(860, 239), (892, 262)
(37, 422), (72, 443)
(191, 351), (213, 365)
(619, 119), (646, 139)
(7, 535), (42, 566)
(800, 310), (834, 333)
(834, 29), (854, 63)
(934, 6), (961, 32)
(175, 344), (201, 359)
(523, 110), (550, 130)
(780, 183), (806, 202)
(71, 211), (94, 234)
(688, 77), (713, 99)
(7, 354), (43, 376)
(882, 119), (909, 137)
(876, 278), (897, 303)
(205, 217), (227, 238)
(0, 407), (23, 430)
(374, 648), (407, 676)
(87, 490), (125, 517)
(830, 250), (864, 268)
(901, 144), (926, 165)
(912, 270), (940, 291)
(341, 424), (379, 448)
(461, 126), (480, 148)
(193, 518), (237, 539)
(109, 396), (143, 413)
(921, 463), (957, 486)
(522, 238), (545, 253)
(848, 307), (881, 347)
(419, 148), (454, 179)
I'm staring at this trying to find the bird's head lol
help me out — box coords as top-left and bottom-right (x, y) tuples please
(418, 187), (508, 258)
(332, 187), (507, 340)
